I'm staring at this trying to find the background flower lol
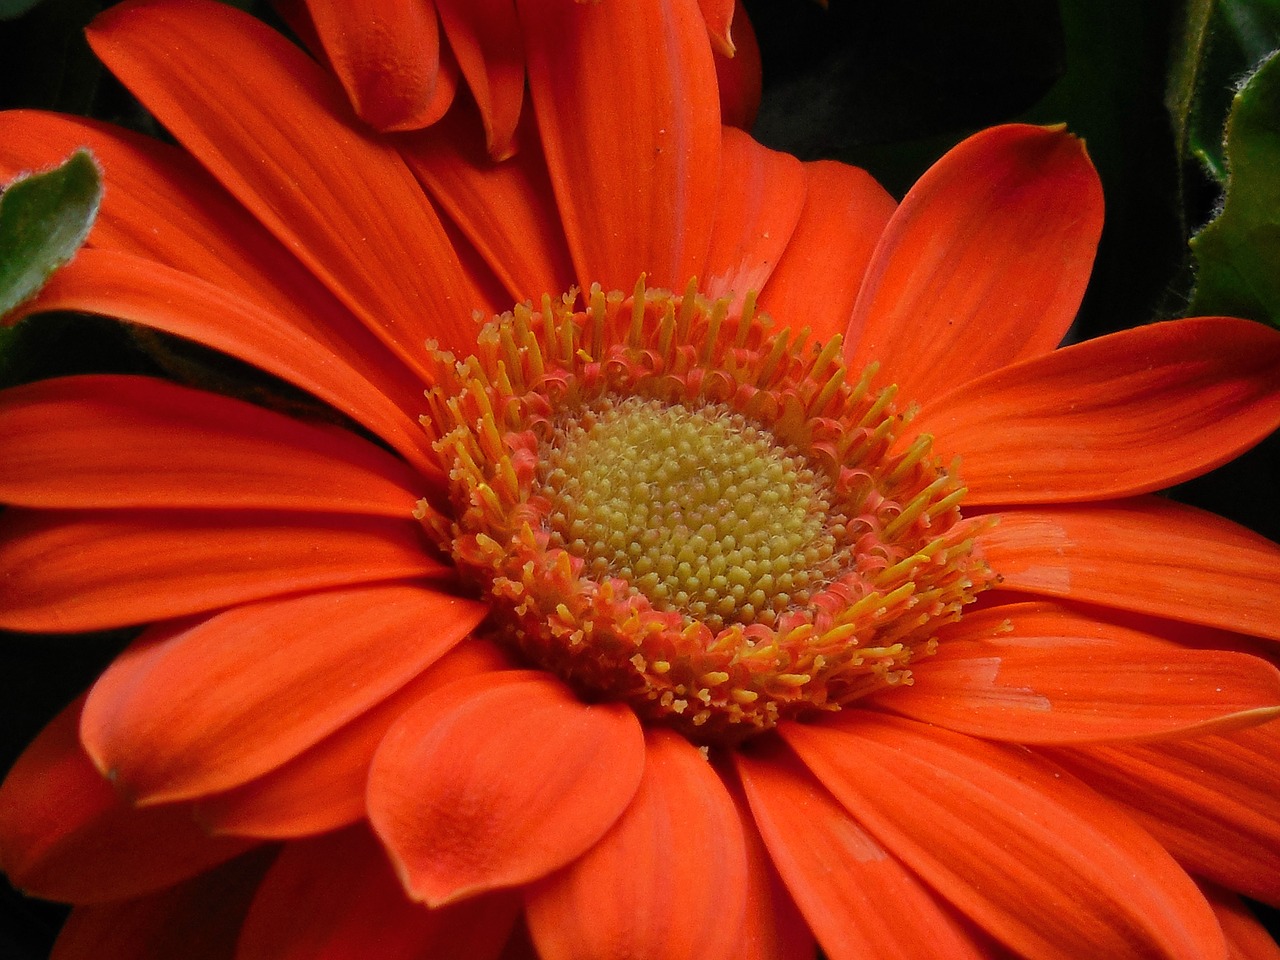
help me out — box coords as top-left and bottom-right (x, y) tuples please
(286, 0), (761, 154)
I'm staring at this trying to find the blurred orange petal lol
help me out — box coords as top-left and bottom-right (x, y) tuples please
(81, 585), (485, 804)
(525, 730), (748, 960)
(847, 124), (1103, 404)
(237, 826), (518, 960)
(0, 698), (254, 904)
(736, 739), (988, 959)
(981, 498), (1280, 641)
(784, 713), (1228, 959)
(369, 672), (645, 906)
(875, 601), (1280, 743)
(518, 0), (721, 291)
(917, 316), (1280, 504)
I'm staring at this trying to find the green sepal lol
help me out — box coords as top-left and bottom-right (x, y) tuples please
(0, 148), (102, 320)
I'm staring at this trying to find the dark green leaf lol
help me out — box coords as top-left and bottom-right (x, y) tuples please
(0, 148), (102, 320)
(0, 0), (46, 19)
(1189, 51), (1280, 325)
(1168, 0), (1280, 182)
(1167, 0), (1216, 176)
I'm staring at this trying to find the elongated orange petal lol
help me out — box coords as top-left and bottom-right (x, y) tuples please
(702, 127), (806, 313)
(302, 0), (444, 132)
(237, 826), (518, 960)
(759, 159), (896, 343)
(0, 508), (446, 633)
(980, 498), (1280, 642)
(50, 851), (273, 960)
(0, 697), (254, 904)
(874, 601), (1280, 742)
(197, 640), (512, 840)
(278, 0), (457, 132)
(700, 0), (736, 55)
(0, 375), (420, 515)
(525, 729), (748, 960)
(1046, 724), (1280, 905)
(518, 0), (721, 291)
(735, 740), (986, 960)
(435, 0), (524, 159)
(12, 249), (435, 475)
(783, 713), (1228, 960)
(88, 0), (497, 360)
(369, 672), (644, 906)
(726, 781), (815, 960)
(846, 125), (1103, 405)
(400, 108), (573, 303)
(0, 111), (428, 417)
(714, 0), (761, 130)
(915, 317), (1280, 504)
(80, 584), (484, 805)
(1199, 882), (1280, 960)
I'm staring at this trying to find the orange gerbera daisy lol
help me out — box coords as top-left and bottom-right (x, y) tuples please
(284, 0), (761, 154)
(2, 0), (1280, 958)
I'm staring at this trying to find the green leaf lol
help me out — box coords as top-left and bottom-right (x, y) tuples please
(1168, 0), (1280, 183)
(0, 0), (46, 19)
(1189, 51), (1280, 325)
(0, 148), (101, 321)
(1166, 0), (1216, 177)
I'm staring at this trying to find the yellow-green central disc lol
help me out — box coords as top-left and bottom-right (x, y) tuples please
(536, 397), (846, 631)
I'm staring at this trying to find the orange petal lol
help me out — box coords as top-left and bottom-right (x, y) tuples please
(726, 779), (815, 960)
(399, 107), (573, 303)
(735, 739), (986, 960)
(12, 249), (435, 476)
(915, 317), (1280, 504)
(435, 0), (524, 159)
(714, 0), (762, 130)
(1046, 723), (1280, 905)
(88, 0), (496, 360)
(783, 713), (1228, 960)
(237, 826), (518, 960)
(518, 0), (721, 291)
(50, 850), (272, 960)
(0, 508), (446, 633)
(369, 672), (645, 906)
(702, 127), (807, 313)
(700, 0), (736, 55)
(525, 729), (749, 960)
(197, 640), (513, 839)
(0, 697), (254, 904)
(759, 159), (897, 343)
(282, 0), (458, 132)
(846, 125), (1103, 405)
(80, 583), (484, 805)
(1199, 882), (1280, 960)
(0, 375), (420, 515)
(302, 0), (444, 132)
(874, 600), (1280, 743)
(980, 498), (1280, 641)
(0, 110), (424, 413)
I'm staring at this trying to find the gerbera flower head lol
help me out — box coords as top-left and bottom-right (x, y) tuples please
(2, 0), (1280, 958)
(420, 282), (996, 743)
(289, 0), (761, 154)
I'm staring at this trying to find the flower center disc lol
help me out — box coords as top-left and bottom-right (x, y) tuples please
(420, 280), (996, 744)
(538, 397), (843, 633)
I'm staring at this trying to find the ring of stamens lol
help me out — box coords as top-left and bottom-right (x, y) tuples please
(419, 279), (997, 744)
